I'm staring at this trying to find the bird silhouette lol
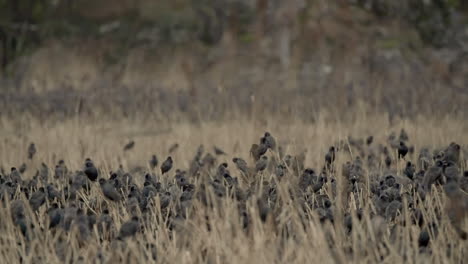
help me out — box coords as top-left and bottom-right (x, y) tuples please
(99, 178), (122, 202)
(444, 181), (468, 240)
(149, 155), (158, 169)
(28, 143), (36, 160)
(123, 140), (135, 151)
(161, 156), (173, 175)
(84, 159), (98, 181)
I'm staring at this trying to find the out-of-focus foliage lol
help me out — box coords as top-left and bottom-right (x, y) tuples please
(0, 0), (467, 69)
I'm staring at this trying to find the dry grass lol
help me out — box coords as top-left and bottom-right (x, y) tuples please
(0, 110), (467, 263)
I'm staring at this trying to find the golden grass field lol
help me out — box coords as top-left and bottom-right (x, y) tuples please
(0, 109), (466, 263)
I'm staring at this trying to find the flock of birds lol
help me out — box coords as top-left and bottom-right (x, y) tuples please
(1, 130), (467, 262)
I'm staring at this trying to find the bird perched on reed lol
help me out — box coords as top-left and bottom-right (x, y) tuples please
(118, 216), (140, 239)
(161, 156), (173, 175)
(213, 146), (226, 155)
(325, 146), (336, 168)
(54, 160), (68, 179)
(233, 157), (249, 175)
(398, 141), (409, 159)
(168, 143), (179, 154)
(149, 155), (158, 169)
(444, 181), (468, 240)
(84, 158), (98, 181)
(261, 132), (276, 150)
(422, 161), (443, 192)
(99, 178), (122, 202)
(123, 140), (135, 151)
(255, 156), (268, 172)
(250, 143), (268, 161)
(29, 187), (46, 211)
(28, 143), (36, 160)
(443, 142), (460, 165)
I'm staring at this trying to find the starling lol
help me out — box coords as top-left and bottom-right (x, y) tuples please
(399, 128), (409, 142)
(18, 163), (27, 174)
(216, 163), (229, 178)
(398, 141), (408, 159)
(384, 155), (392, 168)
(422, 161), (443, 192)
(28, 143), (36, 160)
(118, 216), (140, 239)
(261, 132), (276, 150)
(443, 142), (460, 165)
(10, 167), (22, 183)
(123, 140), (135, 151)
(144, 173), (159, 188)
(168, 143), (179, 154)
(213, 146), (226, 155)
(232, 157), (249, 175)
(418, 148), (432, 170)
(325, 146), (336, 166)
(84, 159), (98, 181)
(29, 187), (46, 211)
(275, 164), (286, 178)
(444, 164), (460, 183)
(444, 181), (468, 240)
(161, 156), (173, 175)
(97, 209), (114, 235)
(403, 161), (416, 180)
(47, 203), (63, 229)
(55, 160), (68, 179)
(149, 155), (158, 169)
(10, 200), (26, 223)
(46, 184), (61, 201)
(418, 230), (430, 247)
(250, 143), (268, 161)
(99, 178), (122, 202)
(255, 156), (268, 172)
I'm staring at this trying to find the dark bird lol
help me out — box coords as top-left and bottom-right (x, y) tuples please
(123, 140), (135, 151)
(261, 132), (276, 150)
(418, 148), (432, 170)
(18, 163), (27, 174)
(325, 146), (336, 166)
(84, 159), (98, 181)
(118, 216), (140, 239)
(366, 136), (373, 145)
(403, 161), (416, 180)
(213, 146), (227, 155)
(250, 143), (268, 161)
(443, 142), (460, 165)
(399, 128), (409, 142)
(255, 156), (268, 172)
(10, 167), (22, 183)
(29, 187), (46, 211)
(149, 155), (158, 169)
(47, 203), (63, 229)
(443, 164), (460, 183)
(398, 141), (409, 159)
(444, 181), (468, 240)
(161, 156), (173, 175)
(232, 157), (248, 175)
(28, 143), (36, 160)
(418, 230), (430, 247)
(168, 143), (179, 154)
(275, 164), (286, 178)
(99, 178), (122, 202)
(54, 160), (67, 178)
(422, 161), (443, 192)
(46, 184), (61, 201)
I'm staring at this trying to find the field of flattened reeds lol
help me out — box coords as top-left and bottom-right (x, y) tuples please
(0, 110), (466, 263)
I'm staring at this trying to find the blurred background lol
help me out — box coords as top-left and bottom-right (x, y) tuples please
(0, 0), (467, 121)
